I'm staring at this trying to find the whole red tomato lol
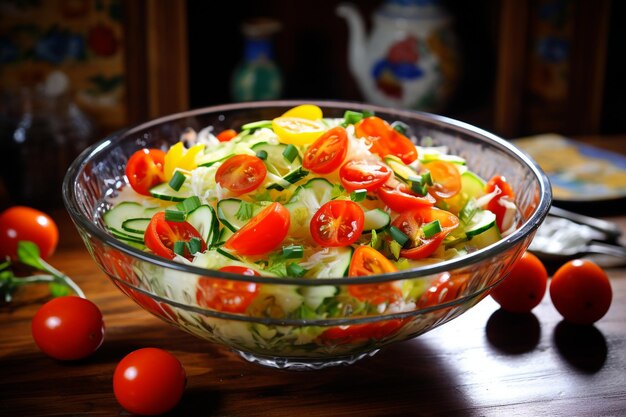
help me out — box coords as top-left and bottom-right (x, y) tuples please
(550, 259), (612, 324)
(31, 296), (105, 361)
(490, 251), (548, 313)
(113, 348), (186, 416)
(0, 206), (59, 260)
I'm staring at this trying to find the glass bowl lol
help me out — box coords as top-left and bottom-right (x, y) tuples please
(63, 100), (551, 370)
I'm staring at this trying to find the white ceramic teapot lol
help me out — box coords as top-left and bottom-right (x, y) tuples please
(337, 0), (460, 111)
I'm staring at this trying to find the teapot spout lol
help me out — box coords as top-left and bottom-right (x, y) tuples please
(336, 3), (369, 89)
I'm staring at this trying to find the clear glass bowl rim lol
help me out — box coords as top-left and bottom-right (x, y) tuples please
(62, 99), (552, 287)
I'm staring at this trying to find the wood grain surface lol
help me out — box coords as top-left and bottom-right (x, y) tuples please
(1, 209), (625, 417)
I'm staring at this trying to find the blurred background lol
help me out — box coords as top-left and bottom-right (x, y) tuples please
(0, 0), (624, 210)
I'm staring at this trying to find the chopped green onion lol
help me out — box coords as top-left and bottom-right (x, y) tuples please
(186, 237), (202, 254)
(350, 189), (367, 202)
(282, 244), (304, 259)
(182, 196), (201, 213)
(256, 150), (268, 160)
(343, 110), (364, 125)
(282, 144), (299, 163)
(422, 171), (433, 186)
(165, 208), (186, 222)
(173, 241), (186, 256)
(388, 226), (409, 247)
(391, 121), (409, 135)
(423, 220), (442, 238)
(168, 171), (186, 191)
(362, 110), (375, 118)
(410, 172), (432, 195)
(286, 262), (307, 277)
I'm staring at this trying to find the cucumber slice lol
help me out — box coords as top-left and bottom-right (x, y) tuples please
(149, 182), (193, 202)
(241, 120), (273, 132)
(464, 209), (497, 237)
(216, 199), (266, 232)
(384, 155), (417, 182)
(461, 171), (486, 200)
(299, 285), (338, 310)
(187, 205), (219, 246)
(215, 227), (235, 246)
(420, 152), (466, 165)
(121, 218), (151, 234)
(302, 246), (354, 278)
(103, 202), (160, 237)
(363, 208), (391, 233)
(252, 142), (308, 190)
(285, 178), (336, 234)
(466, 223), (501, 250)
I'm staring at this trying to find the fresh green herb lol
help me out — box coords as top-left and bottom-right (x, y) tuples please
(331, 183), (345, 200)
(168, 171), (186, 191)
(282, 245), (304, 259)
(235, 201), (255, 221)
(350, 189), (367, 202)
(0, 241), (85, 303)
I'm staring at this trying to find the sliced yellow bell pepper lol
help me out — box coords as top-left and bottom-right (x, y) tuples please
(164, 142), (205, 180)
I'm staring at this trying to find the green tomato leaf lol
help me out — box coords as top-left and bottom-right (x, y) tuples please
(17, 241), (46, 270)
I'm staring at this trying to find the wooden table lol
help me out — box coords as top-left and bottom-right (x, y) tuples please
(1, 207), (624, 417)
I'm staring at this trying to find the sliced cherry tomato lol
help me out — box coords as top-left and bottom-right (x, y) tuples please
(349, 246), (397, 276)
(340, 160), (392, 192)
(215, 154), (267, 196)
(225, 202), (290, 256)
(31, 296), (105, 361)
(310, 200), (364, 247)
(144, 212), (206, 260)
(113, 348), (186, 416)
(490, 251), (548, 313)
(216, 129), (238, 142)
(355, 116), (418, 164)
(348, 246), (402, 304)
(196, 266), (260, 313)
(423, 160), (462, 200)
(418, 272), (468, 308)
(377, 181), (436, 213)
(391, 207), (459, 260)
(485, 175), (515, 231)
(126, 148), (166, 196)
(302, 126), (348, 174)
(272, 117), (327, 145)
(319, 319), (406, 345)
(0, 206), (58, 260)
(550, 259), (612, 324)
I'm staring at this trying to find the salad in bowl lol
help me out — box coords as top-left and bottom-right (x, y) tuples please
(64, 101), (551, 369)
